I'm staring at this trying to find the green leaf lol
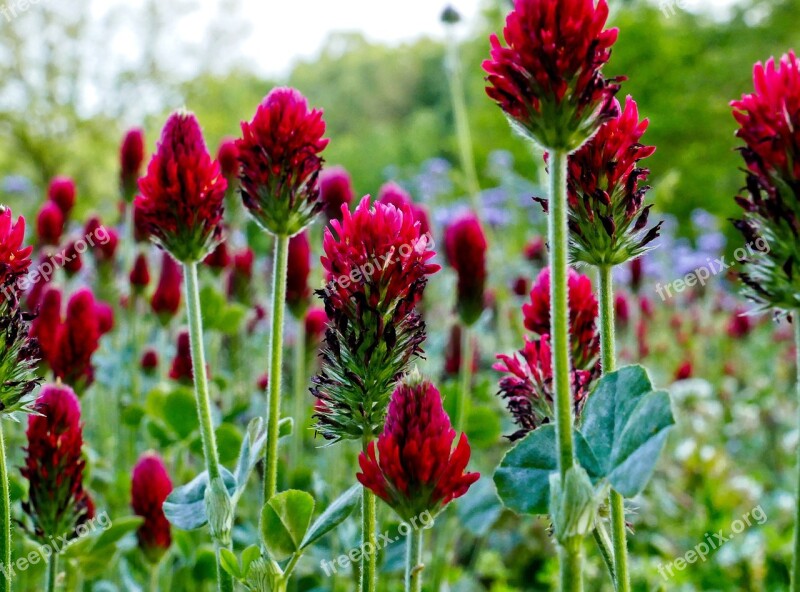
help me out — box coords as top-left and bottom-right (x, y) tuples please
(240, 544), (261, 577)
(163, 468), (237, 530)
(279, 416), (293, 439)
(260, 490), (315, 560)
(219, 548), (242, 579)
(465, 406), (502, 449)
(91, 516), (143, 552)
(300, 484), (362, 550)
(163, 387), (199, 439)
(233, 418), (268, 500)
(579, 365), (675, 498)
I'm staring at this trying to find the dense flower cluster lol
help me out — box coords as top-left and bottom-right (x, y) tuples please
(559, 97), (661, 266)
(731, 52), (800, 312)
(312, 196), (439, 442)
(378, 182), (431, 236)
(444, 213), (487, 325)
(319, 166), (354, 222)
(237, 87), (328, 236)
(131, 453), (173, 562)
(356, 374), (479, 520)
(483, 0), (622, 151)
(136, 111), (227, 262)
(0, 207), (33, 294)
(36, 201), (64, 246)
(21, 384), (94, 542)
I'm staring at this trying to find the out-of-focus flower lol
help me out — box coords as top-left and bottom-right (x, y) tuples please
(356, 373), (479, 521)
(511, 276), (529, 297)
(136, 111), (227, 262)
(0, 288), (41, 416)
(36, 202), (64, 246)
(287, 231), (311, 316)
(84, 218), (119, 263)
(378, 182), (431, 236)
(494, 335), (593, 440)
(524, 237), (546, 266)
(131, 453), (173, 562)
(51, 289), (102, 390)
(30, 287), (61, 368)
(639, 295), (654, 319)
(95, 301), (115, 334)
(319, 166), (354, 222)
(483, 0), (622, 151)
(63, 241), (83, 277)
(0, 207), (33, 294)
(216, 138), (240, 179)
(151, 253), (183, 322)
(21, 384), (94, 541)
(48, 177), (76, 217)
(237, 87), (328, 236)
(304, 307), (328, 349)
(444, 324), (479, 377)
(204, 240), (230, 271)
(522, 267), (599, 369)
(227, 247), (254, 302)
(24, 255), (53, 312)
(133, 203), (149, 243)
(674, 360), (692, 381)
(559, 97), (661, 266)
(630, 257), (644, 293)
(120, 128), (146, 201)
(615, 293), (630, 328)
(444, 213), (488, 326)
(130, 253), (151, 292)
(169, 330), (194, 383)
(727, 307), (754, 338)
(312, 196), (439, 442)
(141, 349), (159, 373)
(257, 373), (269, 391)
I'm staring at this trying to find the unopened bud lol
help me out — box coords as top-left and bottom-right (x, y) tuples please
(205, 477), (233, 546)
(549, 466), (602, 544)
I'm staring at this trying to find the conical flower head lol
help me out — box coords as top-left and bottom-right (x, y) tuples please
(319, 166), (354, 222)
(151, 252), (183, 322)
(21, 384), (94, 541)
(237, 87), (328, 236)
(51, 288), (102, 390)
(131, 453), (173, 563)
(483, 0), (622, 151)
(312, 196), (439, 442)
(444, 212), (488, 325)
(286, 230), (311, 317)
(561, 97), (661, 266)
(0, 206), (33, 296)
(48, 177), (76, 217)
(135, 111), (227, 263)
(731, 52), (800, 313)
(120, 128), (145, 201)
(356, 374), (479, 521)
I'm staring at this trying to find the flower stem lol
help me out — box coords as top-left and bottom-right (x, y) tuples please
(548, 148), (582, 591)
(456, 324), (473, 434)
(291, 314), (307, 465)
(361, 469), (378, 592)
(150, 562), (160, 592)
(599, 265), (630, 592)
(265, 234), (290, 501)
(405, 527), (424, 592)
(0, 422), (11, 592)
(46, 553), (58, 592)
(183, 261), (233, 592)
(792, 316), (800, 592)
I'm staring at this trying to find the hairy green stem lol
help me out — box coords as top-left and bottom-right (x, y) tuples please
(0, 422), (10, 592)
(265, 235), (290, 501)
(183, 262), (233, 592)
(406, 528), (424, 592)
(593, 520), (616, 584)
(793, 316), (800, 591)
(599, 265), (630, 592)
(456, 324), (473, 434)
(291, 313), (307, 465)
(361, 450), (378, 592)
(559, 539), (583, 592)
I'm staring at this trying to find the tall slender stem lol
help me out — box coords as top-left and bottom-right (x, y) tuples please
(0, 422), (10, 592)
(183, 261), (233, 592)
(291, 314), (307, 464)
(792, 316), (800, 591)
(456, 324), (473, 434)
(361, 452), (378, 592)
(547, 149), (581, 591)
(149, 562), (160, 592)
(405, 528), (424, 592)
(45, 554), (58, 592)
(265, 235), (290, 501)
(599, 265), (631, 592)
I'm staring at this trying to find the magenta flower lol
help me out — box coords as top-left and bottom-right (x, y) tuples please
(444, 213), (488, 325)
(287, 230), (311, 316)
(50, 288), (102, 390)
(120, 128), (145, 201)
(48, 176), (76, 217)
(36, 202), (64, 247)
(378, 182), (431, 236)
(151, 252), (183, 322)
(0, 207), (33, 294)
(319, 166), (354, 222)
(131, 453), (173, 562)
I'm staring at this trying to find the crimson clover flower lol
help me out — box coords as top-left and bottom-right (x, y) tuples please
(151, 252), (183, 322)
(523, 267), (599, 369)
(131, 453), (173, 562)
(21, 384), (94, 542)
(227, 247), (254, 303)
(356, 373), (479, 521)
(120, 128), (145, 202)
(237, 87), (328, 236)
(29, 287), (61, 368)
(319, 166), (355, 222)
(555, 97), (662, 266)
(130, 253), (151, 292)
(444, 212), (488, 326)
(0, 206), (33, 295)
(378, 182), (431, 236)
(216, 138), (240, 180)
(169, 330), (194, 383)
(731, 52), (800, 313)
(312, 196), (439, 442)
(287, 230), (311, 317)
(135, 111), (227, 263)
(48, 176), (76, 217)
(50, 288), (103, 390)
(36, 201), (64, 247)
(483, 0), (622, 151)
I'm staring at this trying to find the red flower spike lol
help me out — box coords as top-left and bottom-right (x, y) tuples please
(169, 330), (194, 383)
(21, 384), (93, 541)
(0, 207), (33, 293)
(84, 218), (119, 262)
(95, 301), (114, 334)
(204, 240), (231, 271)
(483, 0), (622, 151)
(48, 176), (76, 217)
(63, 241), (83, 277)
(36, 202), (64, 246)
(51, 288), (101, 389)
(131, 453), (173, 562)
(30, 287), (62, 368)
(135, 111), (227, 262)
(120, 128), (145, 201)
(130, 253), (151, 291)
(319, 166), (354, 222)
(287, 230), (311, 317)
(378, 182), (431, 236)
(141, 349), (159, 373)
(304, 306), (328, 347)
(151, 252), (183, 322)
(227, 247), (254, 302)
(216, 138), (240, 179)
(356, 375), (479, 521)
(444, 213), (488, 326)
(237, 87), (328, 236)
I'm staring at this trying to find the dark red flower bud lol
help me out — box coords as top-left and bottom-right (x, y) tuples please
(120, 128), (145, 201)
(0, 207), (33, 293)
(48, 176), (76, 217)
(21, 384), (93, 541)
(356, 374), (479, 520)
(63, 241), (83, 277)
(51, 288), (101, 389)
(141, 349), (159, 373)
(444, 213), (487, 325)
(524, 237), (546, 265)
(169, 330), (193, 383)
(95, 301), (114, 334)
(319, 166), (354, 221)
(674, 360), (692, 381)
(304, 306), (328, 347)
(131, 453), (173, 562)
(151, 253), (183, 322)
(287, 230), (311, 316)
(203, 240), (230, 271)
(84, 218), (119, 262)
(629, 257), (644, 293)
(727, 307), (753, 338)
(378, 182), (431, 236)
(257, 373), (269, 391)
(216, 138), (240, 179)
(237, 87), (328, 236)
(130, 253), (151, 291)
(227, 247), (254, 302)
(511, 276), (529, 297)
(639, 295), (654, 319)
(136, 111), (227, 262)
(30, 287), (62, 367)
(615, 293), (630, 328)
(36, 202), (64, 246)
